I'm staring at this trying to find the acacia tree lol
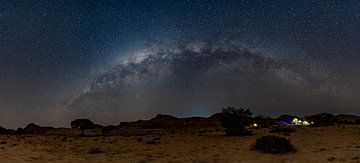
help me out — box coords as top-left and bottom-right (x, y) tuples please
(220, 106), (253, 136)
(71, 119), (94, 136)
(306, 113), (336, 127)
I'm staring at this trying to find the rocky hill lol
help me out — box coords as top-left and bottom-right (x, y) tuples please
(119, 113), (222, 129)
(17, 123), (54, 134)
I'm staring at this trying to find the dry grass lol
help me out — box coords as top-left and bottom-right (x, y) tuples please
(0, 125), (359, 162)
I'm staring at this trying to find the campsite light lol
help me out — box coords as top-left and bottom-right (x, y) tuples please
(303, 120), (310, 125)
(253, 123), (258, 127)
(292, 118), (298, 124)
(292, 118), (300, 125)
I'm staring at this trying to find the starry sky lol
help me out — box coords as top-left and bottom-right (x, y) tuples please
(1, 0), (360, 128)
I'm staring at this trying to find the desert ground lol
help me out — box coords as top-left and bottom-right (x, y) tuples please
(0, 125), (359, 163)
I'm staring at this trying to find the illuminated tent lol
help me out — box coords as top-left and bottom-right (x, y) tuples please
(277, 115), (310, 125)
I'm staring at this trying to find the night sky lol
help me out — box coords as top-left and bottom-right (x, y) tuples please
(1, 0), (360, 128)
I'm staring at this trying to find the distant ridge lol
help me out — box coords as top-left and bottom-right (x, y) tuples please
(336, 114), (360, 124)
(0, 113), (359, 132)
(119, 113), (222, 129)
(17, 123), (54, 134)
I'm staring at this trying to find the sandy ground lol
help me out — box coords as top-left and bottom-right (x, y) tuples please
(0, 125), (359, 163)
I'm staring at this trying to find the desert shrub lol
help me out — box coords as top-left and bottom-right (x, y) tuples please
(71, 119), (94, 136)
(327, 157), (336, 161)
(0, 126), (15, 135)
(88, 147), (105, 154)
(339, 120), (354, 124)
(146, 137), (161, 145)
(61, 137), (68, 142)
(355, 119), (360, 125)
(254, 135), (294, 154)
(137, 137), (143, 142)
(306, 113), (336, 127)
(220, 106), (252, 136)
(0, 126), (8, 134)
(269, 127), (296, 135)
(101, 125), (115, 135)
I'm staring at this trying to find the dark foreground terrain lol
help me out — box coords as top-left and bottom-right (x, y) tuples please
(0, 125), (359, 163)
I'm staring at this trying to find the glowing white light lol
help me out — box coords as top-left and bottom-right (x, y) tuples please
(303, 120), (310, 125)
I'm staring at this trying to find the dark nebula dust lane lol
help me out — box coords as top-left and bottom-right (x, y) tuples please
(67, 40), (360, 126)
(0, 1), (360, 128)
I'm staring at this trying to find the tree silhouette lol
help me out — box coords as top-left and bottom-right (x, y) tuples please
(306, 112), (336, 127)
(253, 115), (275, 128)
(101, 125), (115, 135)
(71, 119), (94, 136)
(220, 106), (252, 136)
(356, 119), (360, 125)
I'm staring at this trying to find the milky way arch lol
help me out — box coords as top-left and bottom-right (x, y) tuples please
(66, 40), (352, 125)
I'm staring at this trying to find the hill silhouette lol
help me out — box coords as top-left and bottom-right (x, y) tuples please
(17, 123), (54, 134)
(119, 113), (222, 129)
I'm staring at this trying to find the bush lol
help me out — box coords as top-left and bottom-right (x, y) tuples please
(306, 113), (336, 127)
(0, 126), (15, 135)
(146, 137), (161, 145)
(254, 135), (294, 154)
(88, 148), (105, 154)
(220, 106), (252, 136)
(327, 157), (336, 161)
(101, 125), (115, 135)
(137, 137), (143, 142)
(355, 119), (360, 125)
(0, 126), (7, 134)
